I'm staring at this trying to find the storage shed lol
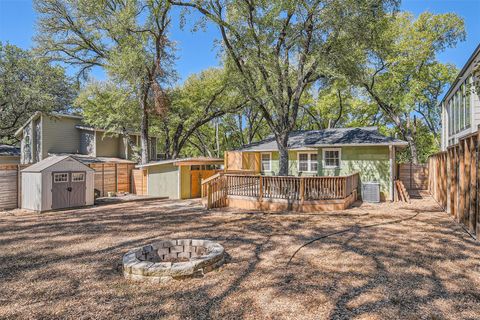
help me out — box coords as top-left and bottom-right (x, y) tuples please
(21, 155), (95, 212)
(134, 157), (223, 199)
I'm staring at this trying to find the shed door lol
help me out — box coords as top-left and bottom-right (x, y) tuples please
(51, 172), (86, 209)
(52, 172), (70, 210)
(70, 172), (86, 207)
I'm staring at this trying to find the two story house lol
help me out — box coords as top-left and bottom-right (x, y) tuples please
(14, 112), (157, 164)
(440, 44), (480, 150)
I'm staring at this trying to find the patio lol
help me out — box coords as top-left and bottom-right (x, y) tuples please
(0, 197), (479, 319)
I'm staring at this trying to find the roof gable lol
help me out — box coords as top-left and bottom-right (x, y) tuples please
(22, 155), (94, 173)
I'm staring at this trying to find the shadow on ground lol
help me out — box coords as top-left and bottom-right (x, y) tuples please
(0, 198), (479, 319)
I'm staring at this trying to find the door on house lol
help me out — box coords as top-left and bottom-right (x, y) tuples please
(52, 172), (86, 209)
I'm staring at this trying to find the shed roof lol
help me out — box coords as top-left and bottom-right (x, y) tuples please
(22, 155), (94, 173)
(238, 127), (407, 152)
(136, 157), (223, 168)
(0, 144), (20, 157)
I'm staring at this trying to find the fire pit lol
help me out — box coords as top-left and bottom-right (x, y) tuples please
(122, 239), (225, 283)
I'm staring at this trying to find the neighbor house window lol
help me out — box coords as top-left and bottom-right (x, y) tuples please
(54, 173), (68, 183)
(323, 148), (341, 168)
(72, 173), (85, 182)
(261, 153), (271, 172)
(298, 152), (318, 172)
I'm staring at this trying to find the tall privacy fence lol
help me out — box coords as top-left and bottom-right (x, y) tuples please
(0, 163), (135, 210)
(428, 132), (479, 239)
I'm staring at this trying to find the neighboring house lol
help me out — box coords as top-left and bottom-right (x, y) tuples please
(135, 157), (224, 200)
(14, 112), (157, 164)
(225, 127), (408, 201)
(440, 43), (480, 150)
(0, 145), (20, 164)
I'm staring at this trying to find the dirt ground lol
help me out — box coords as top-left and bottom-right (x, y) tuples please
(1, 197), (479, 320)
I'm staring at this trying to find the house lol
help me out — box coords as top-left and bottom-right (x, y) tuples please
(440, 43), (480, 150)
(0, 145), (20, 164)
(224, 127), (408, 201)
(14, 112), (158, 165)
(135, 157), (224, 199)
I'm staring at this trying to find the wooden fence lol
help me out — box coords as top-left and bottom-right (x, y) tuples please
(90, 163), (135, 197)
(0, 162), (135, 210)
(0, 164), (23, 210)
(398, 163), (429, 190)
(132, 169), (148, 196)
(202, 173), (359, 209)
(428, 132), (479, 239)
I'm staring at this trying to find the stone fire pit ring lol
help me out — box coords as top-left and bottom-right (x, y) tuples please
(123, 239), (225, 283)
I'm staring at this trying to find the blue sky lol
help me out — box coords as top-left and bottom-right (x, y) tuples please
(0, 0), (479, 83)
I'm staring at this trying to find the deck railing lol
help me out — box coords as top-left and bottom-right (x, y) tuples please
(202, 172), (359, 209)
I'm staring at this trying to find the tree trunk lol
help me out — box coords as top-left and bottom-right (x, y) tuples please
(277, 133), (289, 176)
(405, 131), (419, 165)
(140, 98), (149, 164)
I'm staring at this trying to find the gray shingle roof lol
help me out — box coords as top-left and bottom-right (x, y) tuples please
(0, 144), (20, 157)
(238, 127), (407, 151)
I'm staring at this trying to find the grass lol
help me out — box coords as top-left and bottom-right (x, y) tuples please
(0, 197), (479, 319)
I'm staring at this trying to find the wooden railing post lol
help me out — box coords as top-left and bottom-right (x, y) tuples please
(207, 184), (212, 209)
(300, 177), (305, 203)
(259, 175), (263, 201)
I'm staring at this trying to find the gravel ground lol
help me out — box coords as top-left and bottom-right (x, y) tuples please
(0, 197), (479, 320)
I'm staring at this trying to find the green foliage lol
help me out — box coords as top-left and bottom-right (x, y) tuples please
(157, 68), (245, 158)
(298, 80), (382, 130)
(347, 11), (465, 163)
(0, 42), (76, 143)
(395, 122), (440, 164)
(173, 0), (399, 174)
(75, 81), (141, 133)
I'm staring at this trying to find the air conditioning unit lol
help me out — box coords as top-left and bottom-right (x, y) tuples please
(362, 182), (380, 203)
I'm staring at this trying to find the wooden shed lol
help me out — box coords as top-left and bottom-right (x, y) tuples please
(134, 157), (223, 199)
(21, 155), (95, 212)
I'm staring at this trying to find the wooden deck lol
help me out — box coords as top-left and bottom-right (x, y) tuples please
(201, 173), (359, 212)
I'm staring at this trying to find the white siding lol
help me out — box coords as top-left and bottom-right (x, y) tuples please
(21, 173), (42, 211)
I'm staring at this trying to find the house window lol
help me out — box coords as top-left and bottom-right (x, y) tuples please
(72, 173), (85, 182)
(54, 173), (68, 183)
(298, 152), (318, 172)
(323, 148), (341, 168)
(261, 153), (271, 172)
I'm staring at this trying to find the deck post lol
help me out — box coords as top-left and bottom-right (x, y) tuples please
(300, 177), (305, 203)
(259, 175), (263, 202)
(207, 184), (212, 209)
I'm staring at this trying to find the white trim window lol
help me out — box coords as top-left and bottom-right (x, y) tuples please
(53, 173), (68, 183)
(323, 148), (341, 168)
(261, 152), (272, 172)
(298, 152), (318, 172)
(72, 172), (85, 182)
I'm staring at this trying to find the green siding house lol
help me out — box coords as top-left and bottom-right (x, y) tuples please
(225, 127), (408, 201)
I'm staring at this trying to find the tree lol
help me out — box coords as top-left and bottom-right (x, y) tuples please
(413, 62), (457, 145)
(158, 68), (246, 158)
(297, 80), (377, 130)
(171, 0), (398, 175)
(348, 12), (465, 163)
(35, 0), (175, 163)
(0, 42), (75, 143)
(75, 81), (142, 160)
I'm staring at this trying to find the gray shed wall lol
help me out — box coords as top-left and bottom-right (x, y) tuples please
(147, 163), (179, 199)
